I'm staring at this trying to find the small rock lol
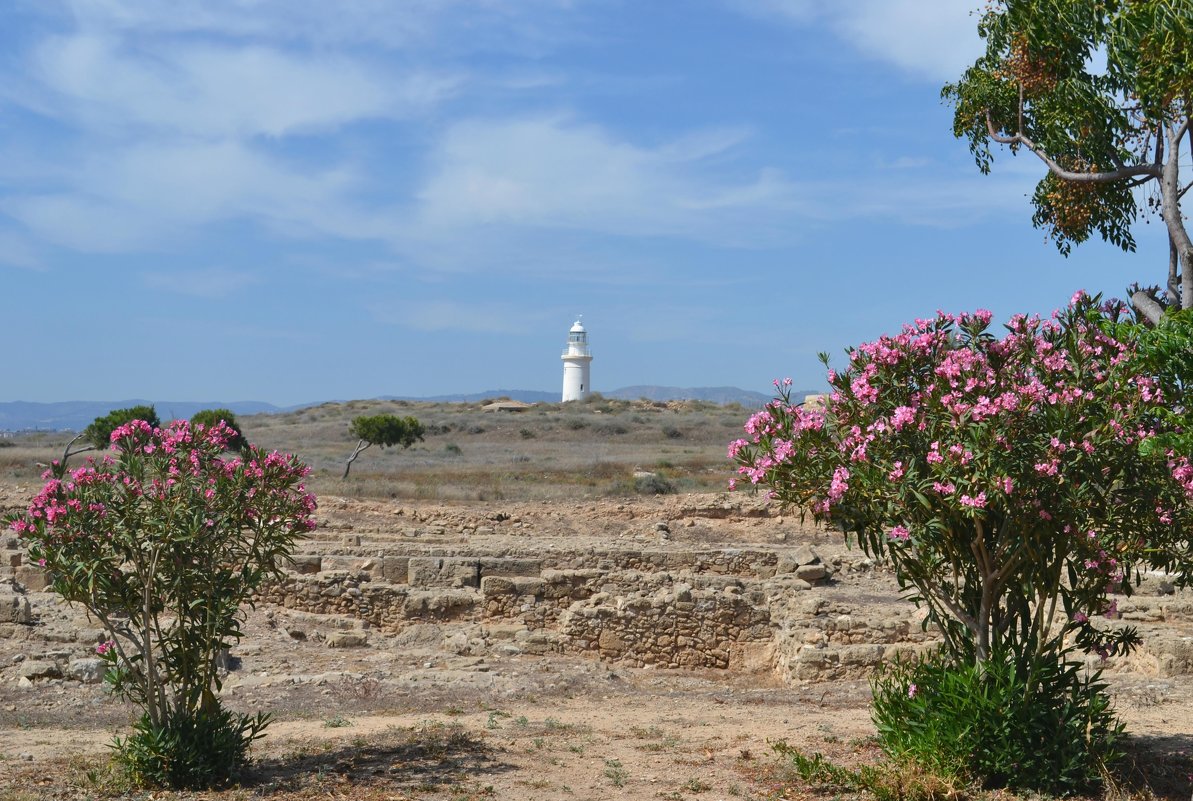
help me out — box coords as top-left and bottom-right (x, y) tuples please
(326, 632), (368, 649)
(67, 658), (105, 684)
(19, 660), (62, 681)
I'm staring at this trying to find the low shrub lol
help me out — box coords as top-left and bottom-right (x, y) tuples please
(634, 473), (675, 495)
(871, 647), (1124, 794)
(661, 425), (683, 439)
(114, 707), (268, 790)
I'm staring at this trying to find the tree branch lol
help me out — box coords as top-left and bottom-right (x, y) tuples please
(342, 439), (372, 479)
(1132, 288), (1165, 325)
(985, 111), (1161, 182)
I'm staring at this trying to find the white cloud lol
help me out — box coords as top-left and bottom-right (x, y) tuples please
(831, 1), (985, 82)
(407, 115), (801, 246)
(24, 34), (459, 139)
(2, 140), (369, 251)
(732, 0), (985, 82)
(48, 0), (581, 53)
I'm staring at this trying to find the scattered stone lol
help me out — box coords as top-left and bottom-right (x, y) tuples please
(0, 590), (32, 624)
(326, 632), (368, 649)
(19, 660), (62, 680)
(66, 658), (105, 684)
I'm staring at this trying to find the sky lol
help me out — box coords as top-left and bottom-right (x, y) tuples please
(0, 0), (1171, 405)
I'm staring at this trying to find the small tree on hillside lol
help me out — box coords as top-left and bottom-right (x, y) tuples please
(343, 414), (425, 478)
(945, 0), (1192, 323)
(56, 405), (163, 477)
(191, 408), (248, 451)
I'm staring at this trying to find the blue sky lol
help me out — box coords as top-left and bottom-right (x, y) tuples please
(1, 0), (1166, 405)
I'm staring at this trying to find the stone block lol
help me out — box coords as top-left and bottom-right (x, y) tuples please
(408, 557), (479, 588)
(0, 592), (31, 624)
(13, 567), (49, 592)
(795, 564), (827, 583)
(321, 555), (377, 575)
(480, 576), (517, 596)
(478, 558), (542, 578)
(512, 577), (544, 596)
(381, 556), (409, 584)
(403, 590), (479, 619)
(283, 555), (321, 574)
(19, 660), (61, 680)
(792, 545), (820, 566)
(7, 554), (20, 568)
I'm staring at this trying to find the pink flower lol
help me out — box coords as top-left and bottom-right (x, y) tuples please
(96, 640), (114, 656)
(959, 492), (987, 509)
(888, 525), (911, 542)
(907, 683), (918, 699)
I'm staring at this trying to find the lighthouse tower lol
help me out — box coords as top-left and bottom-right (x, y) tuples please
(561, 318), (593, 402)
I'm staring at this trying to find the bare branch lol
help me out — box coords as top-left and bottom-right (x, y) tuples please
(985, 111), (1161, 182)
(342, 439), (372, 479)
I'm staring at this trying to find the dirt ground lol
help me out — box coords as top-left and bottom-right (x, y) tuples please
(0, 488), (1191, 800)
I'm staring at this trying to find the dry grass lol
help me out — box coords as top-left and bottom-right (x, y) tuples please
(2, 396), (754, 503)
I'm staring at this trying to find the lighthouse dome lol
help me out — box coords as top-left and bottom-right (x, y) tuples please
(570, 320), (586, 333)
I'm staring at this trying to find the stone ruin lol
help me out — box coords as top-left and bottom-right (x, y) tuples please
(2, 493), (1192, 689)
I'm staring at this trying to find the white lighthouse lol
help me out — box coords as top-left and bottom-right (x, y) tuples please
(561, 318), (593, 402)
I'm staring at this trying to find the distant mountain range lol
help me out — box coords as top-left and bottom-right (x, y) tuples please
(0, 386), (794, 432)
(0, 399), (298, 433)
(387, 385), (782, 406)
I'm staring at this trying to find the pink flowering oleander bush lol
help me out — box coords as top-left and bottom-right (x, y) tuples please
(732, 293), (1193, 663)
(732, 294), (1193, 792)
(6, 418), (316, 789)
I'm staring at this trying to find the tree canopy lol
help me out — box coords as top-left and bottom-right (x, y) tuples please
(944, 0), (1193, 323)
(343, 414), (425, 478)
(83, 404), (162, 449)
(190, 408), (249, 451)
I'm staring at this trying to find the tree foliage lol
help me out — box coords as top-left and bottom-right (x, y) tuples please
(7, 419), (316, 787)
(83, 404), (162, 450)
(732, 296), (1193, 665)
(190, 408), (248, 451)
(343, 414), (425, 478)
(944, 0), (1193, 321)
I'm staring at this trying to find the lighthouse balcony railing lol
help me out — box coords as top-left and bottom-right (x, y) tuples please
(562, 346), (591, 357)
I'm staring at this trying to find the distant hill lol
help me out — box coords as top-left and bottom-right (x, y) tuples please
(0, 386), (795, 432)
(383, 389), (560, 404)
(605, 385), (784, 406)
(0, 399), (297, 432)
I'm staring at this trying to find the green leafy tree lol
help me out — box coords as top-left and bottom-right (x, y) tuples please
(84, 404), (162, 449)
(944, 0), (1193, 323)
(190, 408), (248, 451)
(7, 419), (316, 788)
(343, 414), (425, 478)
(56, 405), (164, 476)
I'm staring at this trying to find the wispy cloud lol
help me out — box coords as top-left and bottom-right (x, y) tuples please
(404, 114), (801, 247)
(20, 35), (460, 139)
(730, 0), (985, 82)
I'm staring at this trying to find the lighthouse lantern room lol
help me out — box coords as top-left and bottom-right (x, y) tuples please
(561, 318), (593, 402)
